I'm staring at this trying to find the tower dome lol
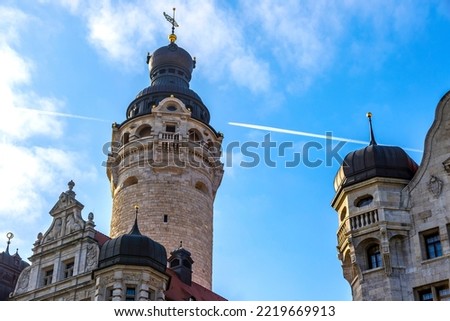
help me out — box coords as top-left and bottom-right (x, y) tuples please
(149, 42), (195, 86)
(98, 215), (167, 273)
(125, 39), (211, 125)
(334, 113), (418, 191)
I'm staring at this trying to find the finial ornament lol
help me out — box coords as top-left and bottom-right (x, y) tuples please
(164, 8), (179, 43)
(6, 232), (14, 254)
(366, 112), (377, 146)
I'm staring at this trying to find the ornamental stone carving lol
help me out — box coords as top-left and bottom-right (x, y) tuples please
(428, 175), (443, 198)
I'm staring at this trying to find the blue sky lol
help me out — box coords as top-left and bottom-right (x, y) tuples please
(1, 0), (450, 301)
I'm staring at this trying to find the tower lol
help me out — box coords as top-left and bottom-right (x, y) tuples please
(106, 12), (224, 289)
(0, 233), (29, 300)
(331, 113), (419, 300)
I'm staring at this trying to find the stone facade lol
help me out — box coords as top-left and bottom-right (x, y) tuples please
(332, 91), (450, 300)
(107, 97), (224, 289)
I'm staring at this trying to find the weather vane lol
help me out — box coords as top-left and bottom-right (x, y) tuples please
(163, 8), (179, 43)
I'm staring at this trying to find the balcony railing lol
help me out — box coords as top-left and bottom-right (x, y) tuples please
(350, 210), (379, 230)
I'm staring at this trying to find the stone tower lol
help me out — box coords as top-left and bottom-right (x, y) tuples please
(331, 100), (450, 301)
(331, 113), (419, 300)
(106, 20), (224, 289)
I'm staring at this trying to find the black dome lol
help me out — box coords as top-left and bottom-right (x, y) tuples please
(122, 41), (212, 125)
(334, 144), (418, 191)
(149, 43), (194, 84)
(98, 220), (167, 273)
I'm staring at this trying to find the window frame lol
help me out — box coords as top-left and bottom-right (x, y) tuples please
(420, 228), (443, 260)
(415, 281), (450, 301)
(42, 266), (54, 286)
(125, 286), (137, 301)
(63, 259), (75, 279)
(367, 244), (382, 270)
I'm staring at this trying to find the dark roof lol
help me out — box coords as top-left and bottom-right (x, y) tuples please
(334, 144), (419, 190)
(0, 248), (29, 301)
(123, 41), (211, 125)
(98, 220), (167, 273)
(149, 43), (194, 83)
(165, 269), (227, 301)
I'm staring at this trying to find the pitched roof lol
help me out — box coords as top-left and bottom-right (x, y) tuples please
(165, 269), (226, 301)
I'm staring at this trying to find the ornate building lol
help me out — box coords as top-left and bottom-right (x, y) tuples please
(3, 14), (225, 301)
(332, 92), (450, 300)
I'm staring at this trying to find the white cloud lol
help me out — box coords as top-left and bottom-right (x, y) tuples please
(47, 0), (272, 93)
(0, 5), (97, 222)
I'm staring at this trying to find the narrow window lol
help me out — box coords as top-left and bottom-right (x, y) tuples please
(138, 126), (152, 138)
(106, 287), (114, 301)
(425, 233), (442, 259)
(126, 287), (136, 301)
(367, 245), (382, 269)
(63, 260), (74, 279)
(122, 132), (130, 145)
(163, 215), (168, 223)
(42, 267), (53, 286)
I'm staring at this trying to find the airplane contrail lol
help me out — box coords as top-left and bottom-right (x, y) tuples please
(228, 122), (423, 153)
(13, 107), (111, 123)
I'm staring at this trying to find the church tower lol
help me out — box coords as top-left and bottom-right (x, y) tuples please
(106, 11), (224, 290)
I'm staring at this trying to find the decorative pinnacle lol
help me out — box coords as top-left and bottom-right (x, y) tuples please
(130, 205), (141, 235)
(164, 8), (179, 43)
(366, 112), (377, 146)
(6, 232), (14, 254)
(68, 180), (75, 191)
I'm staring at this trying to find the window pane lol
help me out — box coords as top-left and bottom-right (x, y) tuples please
(425, 233), (442, 259)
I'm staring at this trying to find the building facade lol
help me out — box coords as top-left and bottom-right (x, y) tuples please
(4, 21), (225, 302)
(332, 92), (450, 300)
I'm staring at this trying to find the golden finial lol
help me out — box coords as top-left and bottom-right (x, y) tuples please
(164, 8), (179, 43)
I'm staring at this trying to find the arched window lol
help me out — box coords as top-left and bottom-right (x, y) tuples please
(195, 181), (208, 194)
(122, 176), (138, 189)
(138, 125), (152, 138)
(367, 244), (382, 269)
(188, 129), (202, 142)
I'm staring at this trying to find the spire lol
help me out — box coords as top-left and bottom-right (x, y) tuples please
(366, 112), (377, 146)
(129, 205), (141, 235)
(163, 8), (179, 43)
(5, 232), (14, 255)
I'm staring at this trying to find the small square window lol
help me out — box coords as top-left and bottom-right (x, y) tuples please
(166, 125), (176, 133)
(126, 287), (136, 301)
